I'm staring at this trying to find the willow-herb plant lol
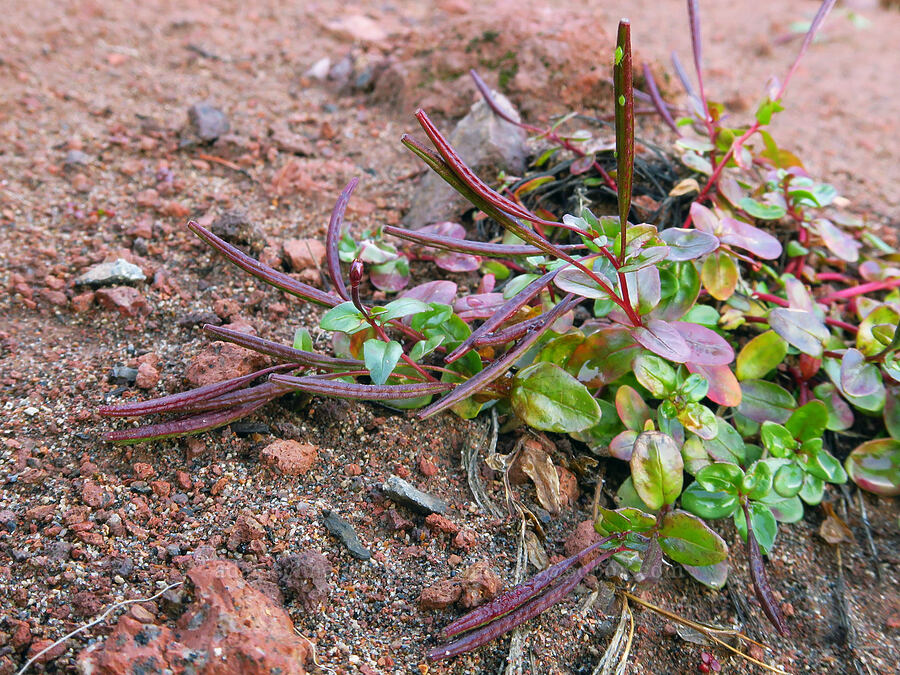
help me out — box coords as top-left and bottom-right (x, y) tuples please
(100, 0), (899, 662)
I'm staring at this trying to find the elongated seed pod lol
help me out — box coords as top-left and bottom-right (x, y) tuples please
(744, 502), (789, 636)
(428, 547), (624, 660)
(104, 398), (271, 445)
(270, 374), (452, 400)
(188, 221), (340, 307)
(326, 178), (359, 300)
(204, 325), (363, 370)
(98, 363), (297, 417)
(383, 225), (585, 258)
(441, 536), (619, 639)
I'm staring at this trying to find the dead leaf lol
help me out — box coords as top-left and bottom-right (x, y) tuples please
(819, 502), (854, 545)
(519, 439), (562, 514)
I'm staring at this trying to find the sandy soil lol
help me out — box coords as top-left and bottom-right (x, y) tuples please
(1, 0), (898, 673)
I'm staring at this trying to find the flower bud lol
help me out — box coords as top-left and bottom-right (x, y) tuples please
(349, 259), (364, 287)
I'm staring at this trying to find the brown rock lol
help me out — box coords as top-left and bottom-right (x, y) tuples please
(458, 560), (503, 609)
(71, 291), (95, 312)
(78, 561), (311, 674)
(184, 341), (268, 387)
(424, 513), (460, 535)
(277, 550), (331, 611)
(9, 619), (31, 649)
(72, 590), (104, 617)
(26, 638), (66, 665)
(452, 529), (477, 550)
(133, 463), (155, 479)
(418, 455), (438, 477)
(81, 480), (108, 508)
(260, 440), (318, 476)
(418, 579), (461, 610)
(95, 286), (150, 317)
(135, 188), (159, 208)
(283, 238), (326, 272)
(135, 362), (160, 389)
(564, 519), (605, 564)
(227, 514), (266, 551)
(129, 604), (156, 623)
(557, 466), (580, 509)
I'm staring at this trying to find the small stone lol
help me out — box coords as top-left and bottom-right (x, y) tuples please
(425, 513), (459, 535)
(187, 102), (230, 142)
(277, 550), (331, 611)
(557, 466), (580, 509)
(418, 455), (438, 477)
(81, 480), (108, 508)
(382, 475), (448, 515)
(71, 291), (95, 312)
(283, 238), (326, 272)
(0, 509), (17, 532)
(129, 604), (156, 623)
(458, 561), (503, 609)
(108, 365), (139, 384)
(135, 362), (160, 389)
(323, 510), (370, 560)
(260, 440), (318, 476)
(325, 14), (389, 44)
(305, 57), (331, 81)
(71, 173), (92, 192)
(73, 590), (104, 617)
(133, 462), (155, 479)
(184, 341), (269, 387)
(418, 579), (461, 610)
(452, 529), (477, 550)
(64, 149), (92, 167)
(227, 514), (266, 551)
(344, 463), (362, 476)
(75, 259), (146, 288)
(564, 520), (605, 564)
(26, 638), (66, 664)
(95, 286), (150, 317)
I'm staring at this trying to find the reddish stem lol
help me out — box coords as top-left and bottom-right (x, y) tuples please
(819, 278), (900, 304)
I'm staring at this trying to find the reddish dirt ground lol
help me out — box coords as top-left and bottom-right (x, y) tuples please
(1, 1), (898, 673)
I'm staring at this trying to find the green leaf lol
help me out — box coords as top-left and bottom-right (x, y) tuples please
(813, 382), (855, 431)
(760, 421), (796, 458)
(768, 308), (829, 358)
(845, 438), (900, 497)
(594, 506), (656, 535)
(615, 475), (656, 511)
(555, 258), (617, 299)
(630, 431), (684, 510)
(736, 331), (787, 380)
(379, 297), (432, 322)
(741, 461), (774, 500)
(682, 436), (711, 476)
(785, 400), (829, 441)
(409, 335), (445, 362)
(734, 502), (778, 554)
(739, 197), (786, 220)
(616, 384), (653, 430)
(773, 463), (805, 498)
(841, 348), (883, 398)
(658, 510), (729, 566)
(652, 261), (701, 321)
(681, 561), (729, 589)
(800, 445), (847, 484)
(701, 250), (739, 301)
(510, 362), (601, 433)
(571, 327), (640, 386)
(799, 473), (825, 505)
(363, 340), (404, 386)
(681, 481), (739, 520)
(320, 301), (369, 334)
(677, 402), (718, 440)
(755, 97), (784, 125)
(857, 306), (900, 356)
(695, 463), (743, 493)
(632, 354), (677, 398)
(570, 399), (620, 452)
(702, 417), (746, 465)
(680, 374), (709, 403)
(737, 380), (796, 424)
(292, 327), (313, 352)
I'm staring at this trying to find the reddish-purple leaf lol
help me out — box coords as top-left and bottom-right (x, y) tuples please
(658, 228), (719, 261)
(840, 348), (881, 397)
(435, 251), (481, 272)
(686, 363), (742, 407)
(631, 319), (691, 363)
(610, 430), (639, 460)
(454, 293), (507, 321)
(718, 217), (782, 260)
(673, 322), (734, 366)
(690, 203), (719, 234)
(399, 280), (458, 306)
(642, 62), (679, 133)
